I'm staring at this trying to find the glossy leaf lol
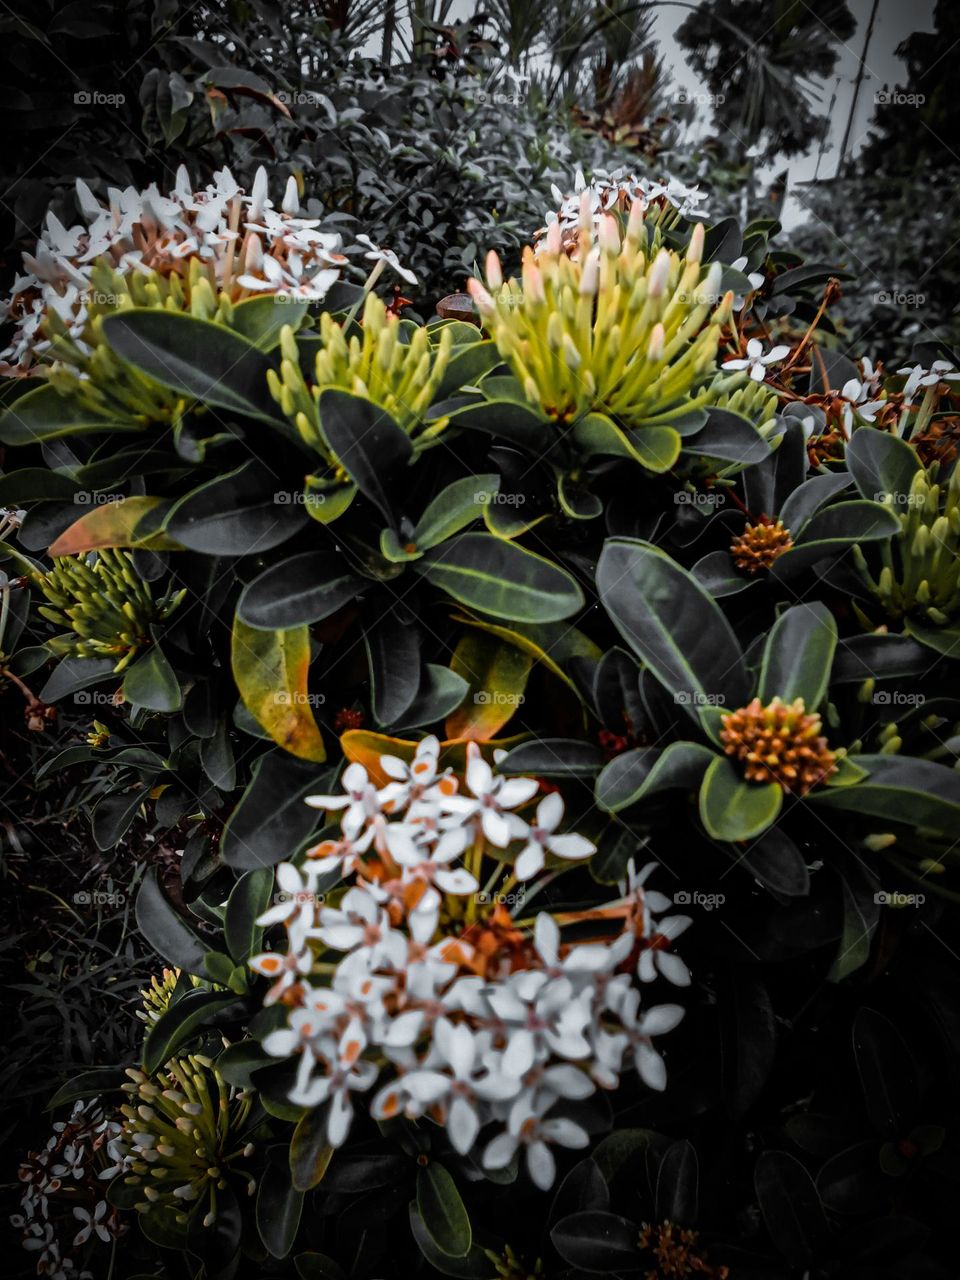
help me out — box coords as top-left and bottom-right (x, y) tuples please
(699, 755), (782, 842)
(758, 603), (837, 709)
(238, 551), (362, 629)
(135, 866), (210, 976)
(101, 310), (284, 423)
(231, 618), (326, 762)
(165, 460), (307, 555)
(316, 389), (413, 522)
(143, 989), (239, 1074)
(416, 532), (584, 622)
(445, 629), (531, 740)
(0, 383), (134, 445)
(416, 1163), (472, 1258)
(221, 751), (327, 870)
(846, 428), (921, 504)
(597, 538), (749, 710)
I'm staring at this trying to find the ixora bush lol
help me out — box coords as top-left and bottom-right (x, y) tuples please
(2, 164), (960, 1279)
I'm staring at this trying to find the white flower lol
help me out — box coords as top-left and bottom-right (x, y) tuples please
(483, 1095), (590, 1189)
(514, 792), (594, 880)
(898, 360), (960, 400)
(249, 944), (313, 1004)
(612, 987), (685, 1091)
(305, 761), (376, 838)
(723, 337), (791, 382)
(355, 234), (418, 285)
(72, 1202), (110, 1246)
(442, 742), (538, 846)
(255, 862), (322, 951)
(318, 884), (406, 969)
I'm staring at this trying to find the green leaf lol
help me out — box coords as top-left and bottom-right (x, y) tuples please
(433, 339), (501, 401)
(0, 383), (135, 445)
(416, 1163), (472, 1258)
(574, 412), (681, 473)
(774, 500), (900, 575)
(257, 1158), (304, 1259)
(778, 472), (852, 534)
(399, 664), (470, 729)
(221, 751), (327, 870)
(597, 538), (749, 710)
(122, 643), (182, 713)
(755, 1151), (829, 1266)
(230, 296), (309, 350)
(596, 742), (714, 813)
(364, 613), (421, 727)
(735, 826), (810, 896)
(165, 460), (307, 555)
(238, 551), (362, 630)
(499, 738), (602, 778)
(414, 474), (500, 549)
(295, 1253), (347, 1280)
(290, 1109), (335, 1192)
(409, 1206), (492, 1278)
(231, 618), (326, 762)
(758, 603), (837, 709)
(135, 866), (210, 976)
(46, 1067), (127, 1111)
(0, 467), (82, 504)
(416, 533), (583, 623)
(699, 755), (782, 841)
(445, 629), (531, 740)
(442, 398), (552, 450)
(225, 868), (275, 964)
(813, 755), (960, 832)
(143, 989), (239, 1074)
(316, 389), (413, 521)
(691, 549), (756, 598)
(828, 869), (881, 982)
(846, 428), (921, 504)
(686, 408), (772, 464)
(902, 618), (960, 658)
(853, 1008), (916, 1135)
(101, 310), (285, 424)
(92, 788), (146, 851)
(550, 1210), (640, 1271)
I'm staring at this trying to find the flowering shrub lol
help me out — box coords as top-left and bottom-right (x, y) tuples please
(2, 165), (960, 1279)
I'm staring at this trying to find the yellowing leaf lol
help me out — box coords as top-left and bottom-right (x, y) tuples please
(445, 630), (531, 741)
(48, 497), (182, 555)
(231, 618), (326, 762)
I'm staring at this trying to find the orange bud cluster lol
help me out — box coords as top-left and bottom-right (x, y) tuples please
(730, 518), (793, 572)
(720, 696), (837, 794)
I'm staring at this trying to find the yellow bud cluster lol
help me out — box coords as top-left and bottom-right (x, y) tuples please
(120, 1056), (254, 1228)
(268, 293), (453, 460)
(468, 203), (735, 429)
(853, 462), (960, 625)
(36, 548), (185, 673)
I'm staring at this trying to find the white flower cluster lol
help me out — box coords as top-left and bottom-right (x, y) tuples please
(536, 167), (708, 256)
(251, 737), (691, 1189)
(0, 165), (414, 374)
(11, 1098), (126, 1280)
